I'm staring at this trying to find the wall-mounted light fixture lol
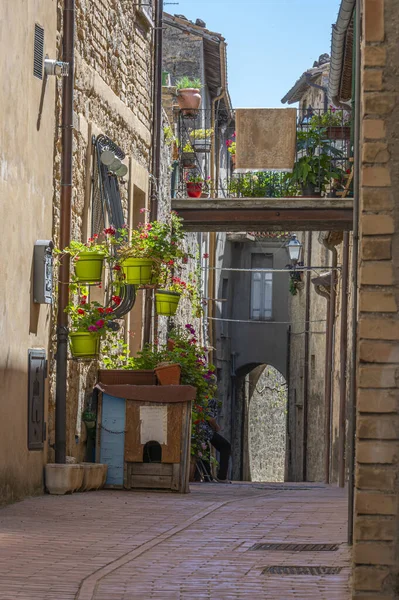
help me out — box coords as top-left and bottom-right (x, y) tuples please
(100, 150), (128, 177)
(44, 57), (69, 77)
(286, 234), (303, 266)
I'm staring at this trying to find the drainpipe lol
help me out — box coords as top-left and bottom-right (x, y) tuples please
(324, 248), (337, 483)
(339, 232), (350, 487)
(348, 1), (361, 546)
(143, 0), (163, 345)
(208, 40), (227, 360)
(302, 232), (312, 481)
(55, 0), (75, 464)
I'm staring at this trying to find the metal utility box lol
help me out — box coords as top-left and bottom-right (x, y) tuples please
(96, 382), (195, 493)
(33, 240), (54, 304)
(28, 349), (47, 449)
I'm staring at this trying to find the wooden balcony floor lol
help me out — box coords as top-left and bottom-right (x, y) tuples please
(171, 197), (354, 232)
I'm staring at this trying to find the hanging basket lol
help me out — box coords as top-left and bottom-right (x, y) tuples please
(181, 152), (196, 168)
(155, 290), (181, 316)
(74, 252), (105, 284)
(120, 257), (154, 285)
(190, 138), (212, 153)
(154, 363), (181, 385)
(69, 331), (100, 359)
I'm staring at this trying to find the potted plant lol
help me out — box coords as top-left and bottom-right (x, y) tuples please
(181, 142), (196, 168)
(186, 172), (204, 198)
(310, 107), (351, 141)
(189, 128), (213, 153)
(289, 129), (344, 196)
(61, 235), (110, 284)
(155, 276), (187, 316)
(67, 291), (118, 358)
(226, 132), (236, 168)
(175, 76), (202, 116)
(113, 211), (187, 286)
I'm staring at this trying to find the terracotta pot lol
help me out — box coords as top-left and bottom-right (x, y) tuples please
(177, 88), (201, 116)
(186, 182), (203, 198)
(154, 363), (181, 385)
(167, 338), (176, 351)
(231, 154), (236, 169)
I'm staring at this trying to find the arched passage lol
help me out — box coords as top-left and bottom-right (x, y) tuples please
(247, 365), (287, 482)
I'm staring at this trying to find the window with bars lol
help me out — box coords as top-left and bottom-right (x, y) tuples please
(250, 254), (273, 321)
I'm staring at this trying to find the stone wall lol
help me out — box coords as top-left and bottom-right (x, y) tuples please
(248, 366), (287, 482)
(353, 0), (399, 595)
(48, 0), (154, 461)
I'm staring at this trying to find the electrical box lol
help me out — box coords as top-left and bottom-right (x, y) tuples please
(33, 240), (54, 304)
(28, 349), (47, 450)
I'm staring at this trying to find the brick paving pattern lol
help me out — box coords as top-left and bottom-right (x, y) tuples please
(0, 483), (350, 599)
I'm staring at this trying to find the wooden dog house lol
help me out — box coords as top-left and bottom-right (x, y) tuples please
(95, 380), (195, 493)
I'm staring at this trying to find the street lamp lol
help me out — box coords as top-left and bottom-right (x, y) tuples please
(286, 234), (303, 266)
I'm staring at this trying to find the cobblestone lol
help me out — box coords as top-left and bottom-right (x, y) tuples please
(0, 483), (350, 599)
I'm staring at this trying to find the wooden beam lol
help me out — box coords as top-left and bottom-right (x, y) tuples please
(172, 197), (354, 232)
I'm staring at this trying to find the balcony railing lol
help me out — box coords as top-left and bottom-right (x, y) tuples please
(173, 107), (353, 199)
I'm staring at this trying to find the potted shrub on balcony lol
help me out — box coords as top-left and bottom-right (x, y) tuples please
(289, 129), (344, 196)
(67, 292), (118, 359)
(175, 76), (202, 116)
(61, 236), (110, 284)
(181, 142), (196, 168)
(186, 172), (205, 198)
(189, 128), (213, 153)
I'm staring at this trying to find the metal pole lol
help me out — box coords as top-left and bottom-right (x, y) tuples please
(144, 0), (163, 346)
(324, 248), (337, 483)
(55, 0), (75, 464)
(348, 0), (361, 546)
(302, 232), (312, 481)
(339, 232), (350, 487)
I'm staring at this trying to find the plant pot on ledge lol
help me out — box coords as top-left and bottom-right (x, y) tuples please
(177, 88), (201, 116)
(154, 363), (181, 385)
(186, 182), (203, 198)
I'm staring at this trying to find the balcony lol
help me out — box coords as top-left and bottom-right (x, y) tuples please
(173, 107), (353, 201)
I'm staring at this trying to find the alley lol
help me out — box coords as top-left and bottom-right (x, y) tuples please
(0, 483), (350, 600)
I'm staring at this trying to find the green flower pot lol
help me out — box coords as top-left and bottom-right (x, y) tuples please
(74, 252), (105, 284)
(121, 257), (154, 285)
(69, 332), (100, 359)
(155, 290), (181, 316)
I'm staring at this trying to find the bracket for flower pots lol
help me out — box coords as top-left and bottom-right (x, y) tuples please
(120, 257), (154, 285)
(155, 290), (181, 316)
(74, 251), (105, 284)
(69, 331), (100, 359)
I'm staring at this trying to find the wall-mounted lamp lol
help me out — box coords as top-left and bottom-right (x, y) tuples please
(286, 234), (303, 266)
(44, 57), (69, 77)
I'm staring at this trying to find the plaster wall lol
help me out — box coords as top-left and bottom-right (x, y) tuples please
(0, 0), (57, 503)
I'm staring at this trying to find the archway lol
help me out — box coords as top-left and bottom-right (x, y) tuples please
(247, 364), (287, 482)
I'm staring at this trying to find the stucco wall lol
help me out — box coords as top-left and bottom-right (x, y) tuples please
(0, 0), (57, 503)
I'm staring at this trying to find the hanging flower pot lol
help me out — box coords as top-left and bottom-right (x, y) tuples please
(155, 290), (181, 316)
(186, 182), (203, 198)
(154, 363), (181, 385)
(120, 257), (154, 285)
(181, 152), (196, 168)
(69, 331), (100, 359)
(74, 251), (106, 284)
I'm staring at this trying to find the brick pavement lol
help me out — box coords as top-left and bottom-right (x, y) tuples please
(0, 483), (350, 600)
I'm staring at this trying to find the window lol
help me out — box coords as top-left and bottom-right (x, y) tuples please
(250, 254), (273, 320)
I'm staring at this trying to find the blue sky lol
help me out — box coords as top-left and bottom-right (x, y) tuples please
(167, 0), (341, 107)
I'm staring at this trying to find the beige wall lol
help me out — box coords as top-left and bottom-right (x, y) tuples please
(0, 1), (57, 503)
(353, 0), (399, 595)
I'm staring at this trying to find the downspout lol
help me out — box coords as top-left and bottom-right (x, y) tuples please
(338, 232), (350, 487)
(208, 39), (227, 360)
(324, 247), (337, 483)
(143, 0), (163, 345)
(302, 232), (312, 481)
(55, 0), (75, 464)
(348, 1), (360, 546)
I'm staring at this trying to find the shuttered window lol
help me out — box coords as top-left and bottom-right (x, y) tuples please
(250, 254), (273, 320)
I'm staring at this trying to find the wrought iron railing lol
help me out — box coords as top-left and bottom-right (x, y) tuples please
(174, 107), (353, 199)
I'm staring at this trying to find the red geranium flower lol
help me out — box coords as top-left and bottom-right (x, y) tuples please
(104, 226), (116, 235)
(105, 307), (113, 314)
(97, 307), (105, 314)
(113, 265), (121, 271)
(77, 308), (85, 315)
(203, 253), (209, 259)
(112, 295), (122, 306)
